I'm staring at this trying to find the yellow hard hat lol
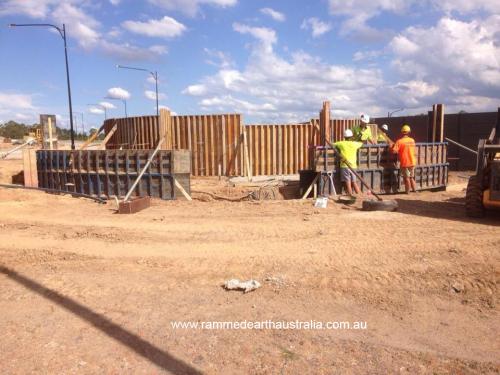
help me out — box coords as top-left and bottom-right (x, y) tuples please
(401, 125), (411, 133)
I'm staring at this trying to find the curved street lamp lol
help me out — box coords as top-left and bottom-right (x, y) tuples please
(9, 23), (76, 150)
(388, 108), (404, 118)
(116, 65), (159, 116)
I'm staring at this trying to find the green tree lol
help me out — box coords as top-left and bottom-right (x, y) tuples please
(0, 121), (29, 139)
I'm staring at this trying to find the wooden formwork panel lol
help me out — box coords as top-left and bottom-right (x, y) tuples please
(101, 114), (365, 177)
(245, 122), (321, 176)
(36, 150), (190, 200)
(103, 113), (243, 177)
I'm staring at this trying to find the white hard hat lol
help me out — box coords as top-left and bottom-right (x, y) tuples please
(360, 114), (370, 124)
(382, 124), (389, 131)
(344, 129), (353, 138)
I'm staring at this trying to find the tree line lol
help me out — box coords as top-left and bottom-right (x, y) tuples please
(0, 120), (98, 141)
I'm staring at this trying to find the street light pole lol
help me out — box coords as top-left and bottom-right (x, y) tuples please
(116, 65), (159, 116)
(73, 111), (85, 136)
(9, 23), (76, 150)
(154, 71), (159, 117)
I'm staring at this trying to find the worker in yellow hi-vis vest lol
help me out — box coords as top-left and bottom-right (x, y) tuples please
(377, 124), (389, 143)
(353, 114), (375, 144)
(333, 129), (363, 197)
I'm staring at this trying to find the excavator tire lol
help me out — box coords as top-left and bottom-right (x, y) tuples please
(465, 175), (485, 218)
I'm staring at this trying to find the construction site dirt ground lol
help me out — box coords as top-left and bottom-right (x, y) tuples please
(0, 162), (499, 374)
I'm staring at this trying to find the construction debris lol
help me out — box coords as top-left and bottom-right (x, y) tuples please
(223, 279), (261, 293)
(118, 196), (151, 214)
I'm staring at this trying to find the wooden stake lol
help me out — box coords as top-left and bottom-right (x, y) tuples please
(173, 178), (192, 201)
(301, 173), (319, 200)
(243, 127), (252, 181)
(432, 104), (437, 142)
(101, 124), (117, 149)
(80, 124), (105, 150)
(123, 138), (164, 202)
(324, 101), (331, 143)
(48, 117), (54, 150)
(437, 104), (445, 142)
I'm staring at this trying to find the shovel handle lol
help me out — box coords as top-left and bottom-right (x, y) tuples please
(325, 140), (383, 201)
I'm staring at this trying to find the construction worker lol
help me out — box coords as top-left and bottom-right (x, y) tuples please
(353, 114), (374, 144)
(334, 129), (363, 196)
(392, 125), (417, 193)
(377, 124), (389, 143)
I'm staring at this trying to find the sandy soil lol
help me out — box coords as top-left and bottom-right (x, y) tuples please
(0, 159), (499, 374)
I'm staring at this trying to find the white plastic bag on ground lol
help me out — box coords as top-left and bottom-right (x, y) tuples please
(314, 197), (328, 208)
(224, 279), (261, 293)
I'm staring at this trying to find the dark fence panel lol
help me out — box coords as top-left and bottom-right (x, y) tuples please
(302, 143), (448, 195)
(37, 150), (191, 200)
(374, 111), (498, 171)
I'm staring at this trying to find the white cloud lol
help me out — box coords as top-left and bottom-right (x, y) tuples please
(144, 90), (167, 100)
(148, 0), (237, 17)
(328, 0), (500, 40)
(431, 0), (500, 14)
(183, 84), (207, 96)
(200, 95), (276, 112)
(328, 0), (407, 39)
(390, 35), (420, 55)
(260, 8), (285, 22)
(146, 76), (160, 84)
(149, 45), (168, 55)
(204, 48), (233, 68)
(3, 1), (168, 61)
(184, 25), (387, 121)
(390, 16), (500, 96)
(52, 2), (101, 48)
(107, 87), (131, 100)
(233, 23), (277, 52)
(0, 93), (35, 110)
(109, 0), (121, 5)
(14, 113), (32, 121)
(122, 16), (186, 38)
(353, 50), (383, 62)
(301, 18), (332, 38)
(107, 27), (122, 38)
(185, 14), (498, 121)
(99, 101), (116, 109)
(0, 0), (58, 19)
(88, 107), (105, 115)
(100, 41), (165, 61)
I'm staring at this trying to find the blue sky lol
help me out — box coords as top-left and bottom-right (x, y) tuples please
(0, 0), (498, 130)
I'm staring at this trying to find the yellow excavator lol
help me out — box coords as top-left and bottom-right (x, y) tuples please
(23, 127), (42, 144)
(465, 112), (500, 217)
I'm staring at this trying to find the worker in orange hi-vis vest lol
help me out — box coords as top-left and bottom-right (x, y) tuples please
(391, 125), (417, 194)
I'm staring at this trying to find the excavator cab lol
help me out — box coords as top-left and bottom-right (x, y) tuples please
(465, 112), (500, 217)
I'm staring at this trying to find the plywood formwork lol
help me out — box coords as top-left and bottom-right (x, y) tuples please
(103, 112), (244, 177)
(245, 123), (320, 176)
(171, 114), (244, 177)
(22, 148), (38, 187)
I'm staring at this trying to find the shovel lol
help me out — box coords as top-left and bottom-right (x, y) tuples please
(326, 139), (398, 212)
